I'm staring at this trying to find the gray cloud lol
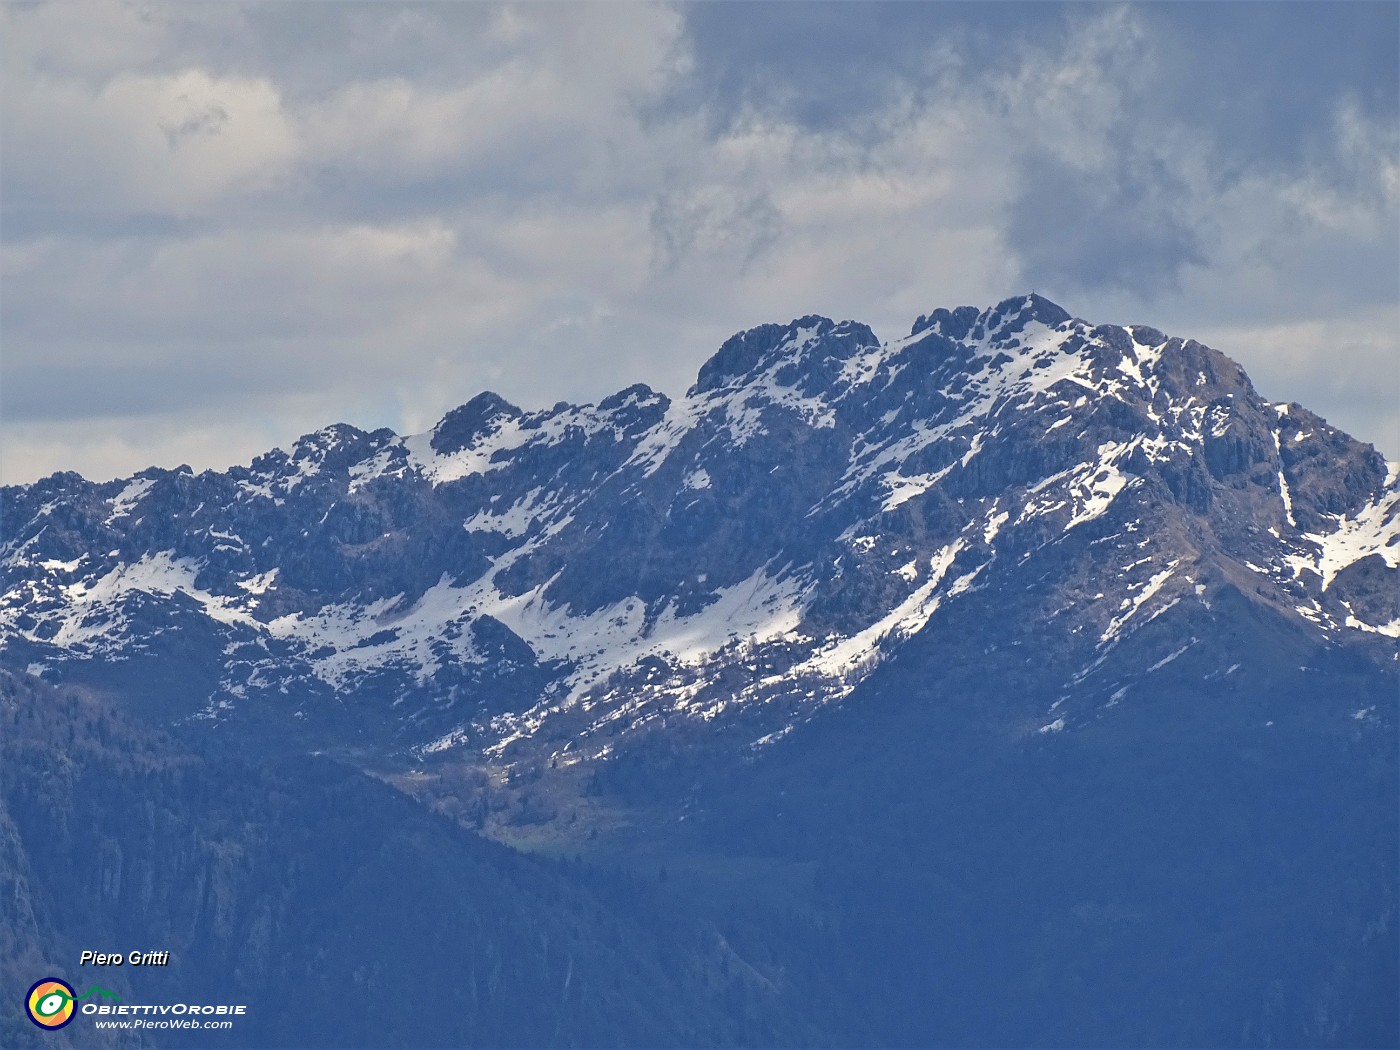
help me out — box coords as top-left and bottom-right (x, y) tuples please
(2, 1), (1395, 486)
(650, 186), (784, 275)
(1009, 148), (1205, 297)
(670, 3), (1048, 136)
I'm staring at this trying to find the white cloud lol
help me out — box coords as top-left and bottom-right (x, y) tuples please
(4, 64), (297, 216)
(1, 0), (173, 81)
(2, 2), (1395, 486)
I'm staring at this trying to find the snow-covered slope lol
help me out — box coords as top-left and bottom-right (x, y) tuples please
(3, 295), (1395, 763)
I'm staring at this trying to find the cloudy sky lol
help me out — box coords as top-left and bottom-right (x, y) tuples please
(3, 1), (1396, 485)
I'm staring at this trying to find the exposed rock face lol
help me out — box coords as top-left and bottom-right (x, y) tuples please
(1, 295), (1394, 767)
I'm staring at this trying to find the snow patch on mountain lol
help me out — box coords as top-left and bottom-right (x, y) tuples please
(800, 540), (971, 681)
(106, 477), (156, 523)
(1295, 475), (1400, 589)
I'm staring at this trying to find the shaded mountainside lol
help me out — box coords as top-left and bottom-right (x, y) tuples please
(664, 579), (1400, 1047)
(1, 294), (1397, 1047)
(567, 506), (1400, 1047)
(0, 670), (841, 1049)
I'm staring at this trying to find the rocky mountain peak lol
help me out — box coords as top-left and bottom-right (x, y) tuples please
(689, 315), (878, 395)
(911, 293), (1072, 341)
(433, 392), (523, 455)
(989, 292), (1074, 331)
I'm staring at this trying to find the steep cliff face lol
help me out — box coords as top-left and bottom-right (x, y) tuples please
(2, 296), (1394, 774)
(0, 670), (834, 1049)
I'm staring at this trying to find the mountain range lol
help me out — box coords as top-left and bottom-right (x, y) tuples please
(2, 294), (1396, 1047)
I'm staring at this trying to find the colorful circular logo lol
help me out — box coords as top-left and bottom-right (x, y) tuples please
(26, 978), (77, 1030)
